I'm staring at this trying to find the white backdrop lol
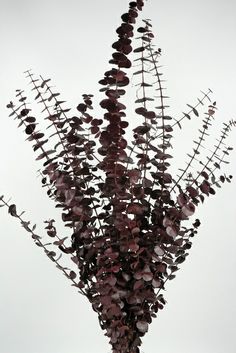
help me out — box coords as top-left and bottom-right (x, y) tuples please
(0, 1), (235, 353)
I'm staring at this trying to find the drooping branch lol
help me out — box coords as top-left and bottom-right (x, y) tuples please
(0, 196), (86, 296)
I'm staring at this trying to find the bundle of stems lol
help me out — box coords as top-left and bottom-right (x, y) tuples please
(1, 1), (235, 352)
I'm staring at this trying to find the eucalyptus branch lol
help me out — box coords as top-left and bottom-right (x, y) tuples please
(189, 120), (236, 189)
(1, 2), (235, 353)
(170, 103), (216, 193)
(0, 196), (86, 296)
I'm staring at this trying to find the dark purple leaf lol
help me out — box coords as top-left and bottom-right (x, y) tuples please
(186, 186), (199, 198)
(152, 278), (161, 288)
(77, 103), (87, 113)
(133, 125), (150, 134)
(166, 225), (178, 239)
(201, 171), (209, 179)
(8, 204), (17, 217)
(182, 202), (195, 217)
(25, 124), (36, 134)
(177, 193), (189, 207)
(154, 246), (164, 257)
(21, 108), (30, 117)
(47, 251), (57, 258)
(69, 270), (77, 280)
(133, 46), (145, 53)
(200, 180), (210, 195)
(136, 321), (148, 333)
(25, 116), (36, 123)
(135, 107), (147, 115)
(137, 27), (148, 33)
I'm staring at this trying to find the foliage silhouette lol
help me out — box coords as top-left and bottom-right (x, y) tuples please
(1, 1), (235, 353)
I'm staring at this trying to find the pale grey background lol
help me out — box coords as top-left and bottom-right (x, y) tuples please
(0, 1), (236, 353)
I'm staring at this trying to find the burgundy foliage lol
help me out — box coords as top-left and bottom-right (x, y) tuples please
(1, 2), (235, 353)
